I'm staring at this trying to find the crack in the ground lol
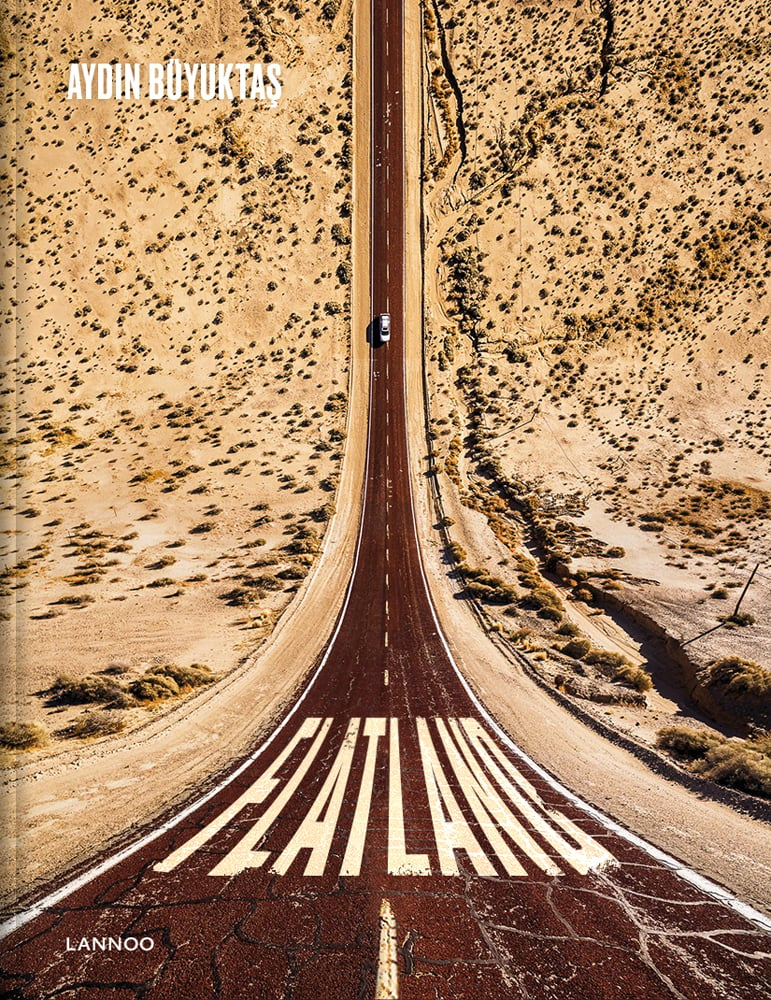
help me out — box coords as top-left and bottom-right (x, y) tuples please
(428, 0), (467, 174)
(400, 927), (418, 975)
(598, 0), (616, 97)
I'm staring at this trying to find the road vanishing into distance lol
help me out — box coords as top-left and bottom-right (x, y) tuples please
(3, 1), (771, 997)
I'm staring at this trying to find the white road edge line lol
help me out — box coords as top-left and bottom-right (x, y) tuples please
(375, 898), (399, 999)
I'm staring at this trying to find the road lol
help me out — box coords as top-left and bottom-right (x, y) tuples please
(2, 0), (771, 997)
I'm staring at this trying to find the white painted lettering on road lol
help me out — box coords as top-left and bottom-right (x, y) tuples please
(272, 718), (360, 876)
(154, 716), (329, 873)
(341, 718), (386, 876)
(207, 718), (332, 876)
(388, 718), (431, 875)
(417, 717), (496, 876)
(153, 718), (614, 879)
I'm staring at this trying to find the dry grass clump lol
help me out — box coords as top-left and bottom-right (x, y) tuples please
(657, 726), (723, 760)
(65, 711), (126, 740)
(0, 721), (49, 750)
(584, 648), (653, 692)
(49, 662), (214, 712)
(612, 662), (654, 693)
(561, 637), (592, 659)
(559, 638), (652, 692)
(461, 564), (518, 604)
(129, 663), (214, 702)
(657, 726), (771, 800)
(706, 656), (771, 727)
(708, 656), (770, 699)
(49, 674), (127, 706)
(129, 674), (180, 701)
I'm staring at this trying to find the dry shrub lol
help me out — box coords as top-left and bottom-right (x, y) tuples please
(149, 663), (213, 691)
(657, 725), (722, 760)
(706, 656), (771, 727)
(50, 674), (125, 705)
(129, 663), (213, 701)
(520, 584), (562, 613)
(561, 637), (591, 659)
(613, 663), (653, 693)
(66, 711), (126, 739)
(707, 656), (770, 699)
(0, 721), (49, 750)
(657, 725), (771, 799)
(697, 742), (771, 799)
(587, 649), (652, 692)
(129, 674), (180, 701)
(585, 649), (629, 669)
(556, 620), (581, 637)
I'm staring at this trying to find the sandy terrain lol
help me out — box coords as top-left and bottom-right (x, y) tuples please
(419, 0), (770, 770)
(1, 0), (355, 750)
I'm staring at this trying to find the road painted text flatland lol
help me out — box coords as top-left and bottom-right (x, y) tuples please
(154, 717), (614, 879)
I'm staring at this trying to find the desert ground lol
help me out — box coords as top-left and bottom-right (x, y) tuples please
(1, 0), (354, 750)
(421, 0), (770, 793)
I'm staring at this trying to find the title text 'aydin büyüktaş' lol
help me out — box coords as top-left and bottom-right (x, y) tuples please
(66, 61), (283, 105)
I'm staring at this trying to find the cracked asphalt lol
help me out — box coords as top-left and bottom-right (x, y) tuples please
(1, 0), (770, 997)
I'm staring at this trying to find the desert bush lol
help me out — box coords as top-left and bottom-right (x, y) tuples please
(722, 612), (756, 627)
(286, 527), (320, 555)
(658, 726), (770, 798)
(556, 621), (581, 637)
(220, 586), (255, 606)
(707, 657), (770, 700)
(585, 649), (629, 669)
(0, 721), (48, 750)
(697, 742), (771, 798)
(107, 691), (138, 709)
(50, 674), (125, 705)
(66, 711), (126, 739)
(149, 555), (176, 569)
(465, 578), (517, 604)
(561, 637), (591, 659)
(129, 673), (179, 701)
(613, 662), (653, 693)
(657, 725), (722, 760)
(572, 586), (593, 602)
(520, 585), (562, 613)
(586, 649), (651, 691)
(149, 663), (213, 691)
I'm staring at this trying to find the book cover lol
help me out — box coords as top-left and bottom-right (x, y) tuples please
(1, 1), (769, 997)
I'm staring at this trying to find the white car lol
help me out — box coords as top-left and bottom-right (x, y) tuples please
(377, 313), (391, 343)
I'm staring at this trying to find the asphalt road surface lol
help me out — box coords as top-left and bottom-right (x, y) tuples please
(2, 1), (770, 997)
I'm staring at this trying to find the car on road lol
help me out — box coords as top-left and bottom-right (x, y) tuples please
(377, 313), (391, 343)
